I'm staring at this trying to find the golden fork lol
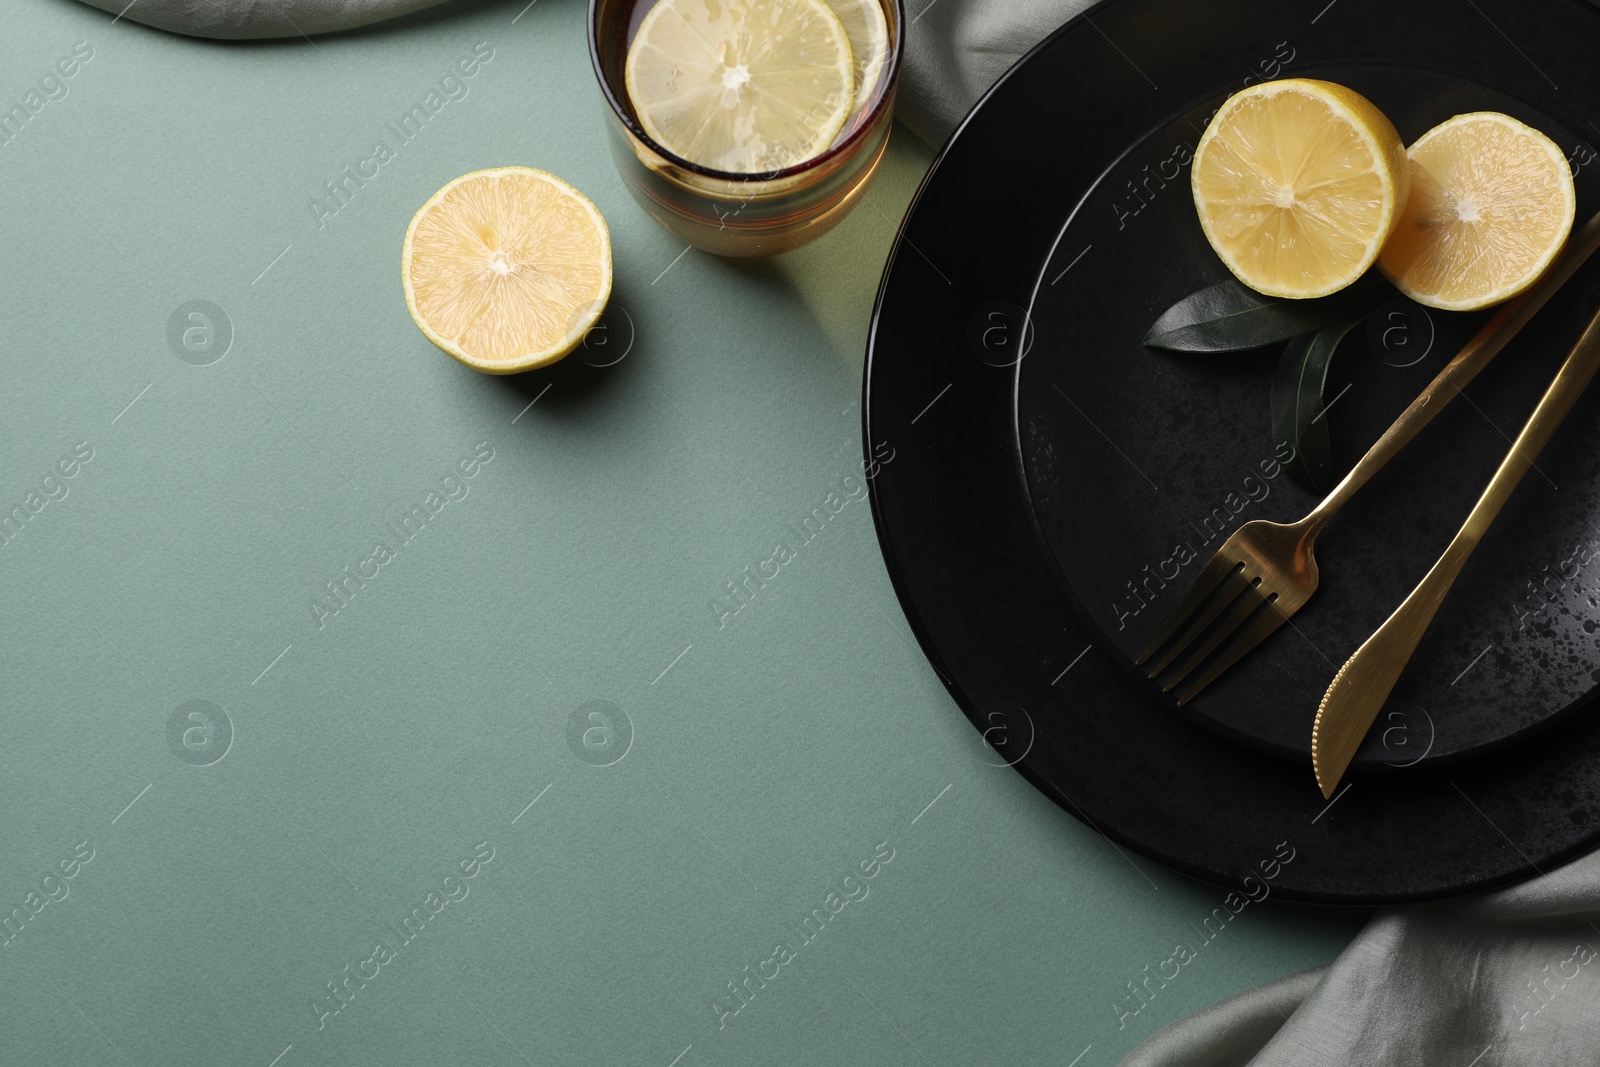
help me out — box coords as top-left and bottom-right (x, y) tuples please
(1137, 210), (1600, 705)
(1313, 294), (1600, 797)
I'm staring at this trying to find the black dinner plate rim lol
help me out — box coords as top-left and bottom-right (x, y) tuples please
(861, 0), (1600, 904)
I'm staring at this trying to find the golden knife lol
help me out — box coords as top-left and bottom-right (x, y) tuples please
(1313, 285), (1600, 798)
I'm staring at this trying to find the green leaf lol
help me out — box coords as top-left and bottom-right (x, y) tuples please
(1143, 276), (1388, 353)
(1271, 316), (1365, 494)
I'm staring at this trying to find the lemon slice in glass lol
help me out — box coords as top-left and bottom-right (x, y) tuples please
(1378, 112), (1576, 311)
(402, 167), (612, 375)
(825, 0), (888, 118)
(1191, 78), (1409, 299)
(625, 0), (855, 174)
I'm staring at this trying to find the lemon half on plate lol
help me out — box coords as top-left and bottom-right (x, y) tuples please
(1379, 112), (1576, 311)
(402, 167), (612, 375)
(1191, 78), (1409, 299)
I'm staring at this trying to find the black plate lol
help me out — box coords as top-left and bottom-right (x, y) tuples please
(1023, 70), (1600, 767)
(864, 0), (1600, 902)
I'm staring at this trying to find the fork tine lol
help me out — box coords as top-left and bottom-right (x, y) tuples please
(1143, 565), (1250, 676)
(1160, 579), (1269, 691)
(1136, 552), (1245, 665)
(1174, 598), (1293, 705)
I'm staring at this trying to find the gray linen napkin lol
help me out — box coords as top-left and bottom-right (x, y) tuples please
(1124, 850), (1600, 1065)
(72, 0), (455, 40)
(72, 0), (1093, 144)
(893, 0), (1093, 141)
(68, 0), (1600, 1063)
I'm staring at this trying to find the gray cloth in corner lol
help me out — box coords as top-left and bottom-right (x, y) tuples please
(74, 0), (456, 40)
(1123, 849), (1600, 1066)
(72, 0), (1092, 145)
(893, 0), (1093, 142)
(1122, 968), (1326, 1067)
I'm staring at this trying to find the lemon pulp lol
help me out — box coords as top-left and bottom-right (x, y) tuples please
(1378, 112), (1576, 311)
(402, 167), (612, 374)
(625, 0), (855, 174)
(1191, 78), (1408, 299)
(824, 0), (888, 126)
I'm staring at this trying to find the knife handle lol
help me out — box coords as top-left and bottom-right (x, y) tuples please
(1302, 210), (1600, 533)
(1314, 296), (1600, 798)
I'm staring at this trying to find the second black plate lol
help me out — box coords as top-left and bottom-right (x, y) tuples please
(1020, 66), (1600, 766)
(864, 0), (1600, 902)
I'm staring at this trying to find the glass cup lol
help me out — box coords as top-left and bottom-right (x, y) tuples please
(587, 0), (904, 257)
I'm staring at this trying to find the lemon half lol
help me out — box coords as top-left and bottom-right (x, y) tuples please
(1378, 112), (1576, 311)
(625, 0), (856, 174)
(402, 167), (612, 375)
(1191, 79), (1409, 299)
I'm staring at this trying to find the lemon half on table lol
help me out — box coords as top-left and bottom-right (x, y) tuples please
(402, 167), (612, 374)
(1191, 78), (1409, 299)
(624, 0), (858, 174)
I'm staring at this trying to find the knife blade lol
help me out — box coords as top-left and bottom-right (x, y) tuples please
(1312, 216), (1600, 798)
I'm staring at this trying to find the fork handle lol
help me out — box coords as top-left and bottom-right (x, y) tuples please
(1301, 210), (1600, 533)
(1313, 297), (1600, 796)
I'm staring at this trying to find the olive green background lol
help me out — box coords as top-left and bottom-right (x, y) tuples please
(0, 1), (1367, 1063)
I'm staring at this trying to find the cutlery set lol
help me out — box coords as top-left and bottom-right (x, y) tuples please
(1137, 211), (1600, 798)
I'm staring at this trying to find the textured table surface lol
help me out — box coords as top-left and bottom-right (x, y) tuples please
(0, 1), (1366, 1062)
